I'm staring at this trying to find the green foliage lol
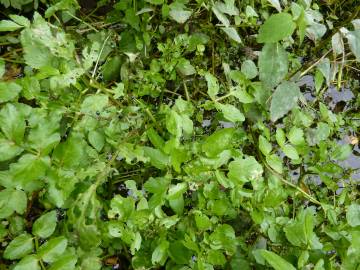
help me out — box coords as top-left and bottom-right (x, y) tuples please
(0, 0), (360, 269)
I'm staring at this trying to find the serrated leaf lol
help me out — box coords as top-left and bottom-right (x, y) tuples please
(259, 43), (288, 88)
(0, 103), (26, 144)
(258, 13), (296, 43)
(270, 81), (301, 122)
(0, 189), (27, 219)
(32, 211), (57, 238)
(3, 233), (34, 260)
(282, 144), (299, 160)
(0, 82), (22, 103)
(0, 137), (23, 162)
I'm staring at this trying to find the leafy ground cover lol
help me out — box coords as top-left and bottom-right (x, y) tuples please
(0, 0), (360, 269)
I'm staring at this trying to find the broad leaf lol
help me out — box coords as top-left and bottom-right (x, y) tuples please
(259, 43), (288, 88)
(3, 233), (34, 260)
(32, 210), (57, 238)
(270, 81), (301, 122)
(258, 13), (296, 43)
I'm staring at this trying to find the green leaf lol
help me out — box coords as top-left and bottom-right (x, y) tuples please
(14, 255), (40, 270)
(270, 81), (301, 122)
(257, 13), (296, 43)
(222, 27), (242, 43)
(207, 249), (226, 265)
(168, 241), (192, 264)
(3, 233), (34, 260)
(9, 154), (49, 191)
(0, 137), (23, 162)
(152, 240), (169, 265)
(259, 135), (272, 155)
(176, 58), (196, 76)
(0, 103), (26, 144)
(347, 204), (360, 227)
(216, 103), (245, 123)
(9, 14), (30, 27)
(88, 130), (105, 152)
(0, 82), (22, 103)
(169, 4), (192, 24)
(259, 250), (296, 270)
(48, 255), (77, 270)
(102, 56), (123, 82)
(228, 156), (263, 184)
(259, 43), (288, 88)
(205, 72), (219, 99)
(202, 128), (235, 157)
(282, 144), (299, 160)
(80, 94), (108, 114)
(143, 146), (170, 169)
(288, 127), (304, 145)
(344, 30), (360, 61)
(32, 211), (57, 238)
(241, 60), (258, 79)
(38, 236), (68, 263)
(0, 19), (22, 31)
(0, 189), (27, 219)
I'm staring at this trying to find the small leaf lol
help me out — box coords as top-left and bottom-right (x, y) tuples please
(288, 127), (304, 145)
(0, 81), (21, 103)
(241, 60), (258, 79)
(222, 27), (242, 43)
(205, 72), (219, 99)
(0, 20), (23, 31)
(270, 81), (301, 122)
(48, 255), (77, 270)
(3, 233), (34, 260)
(259, 43), (288, 88)
(267, 0), (282, 12)
(259, 250), (296, 270)
(257, 13), (296, 43)
(88, 130), (105, 152)
(282, 144), (300, 160)
(176, 58), (196, 76)
(259, 135), (272, 155)
(32, 211), (57, 239)
(216, 103), (245, 123)
(80, 94), (108, 114)
(169, 6), (192, 24)
(152, 240), (169, 265)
